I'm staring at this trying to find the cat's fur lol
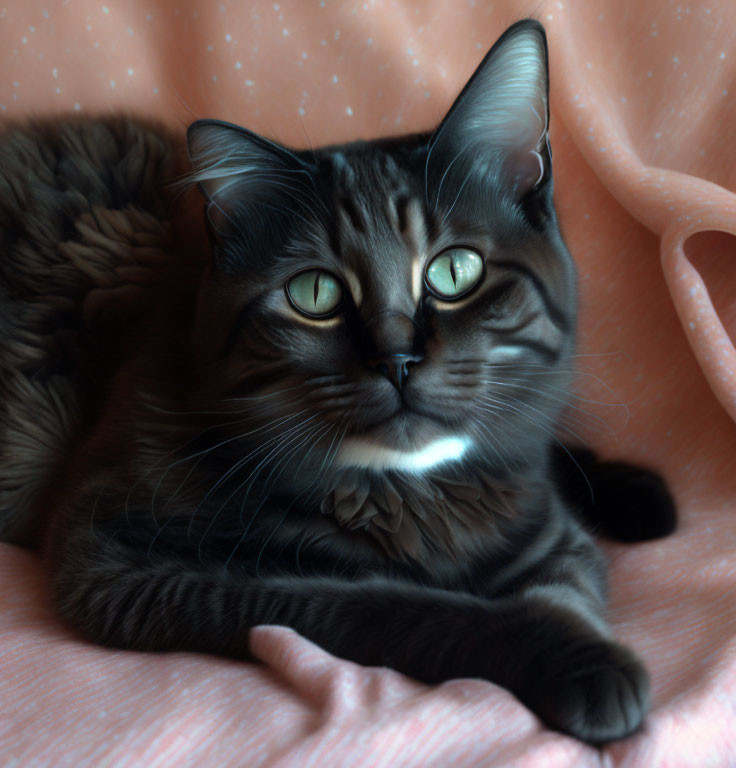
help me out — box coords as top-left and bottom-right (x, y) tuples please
(0, 21), (675, 744)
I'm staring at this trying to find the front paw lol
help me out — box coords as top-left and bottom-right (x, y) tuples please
(530, 639), (650, 744)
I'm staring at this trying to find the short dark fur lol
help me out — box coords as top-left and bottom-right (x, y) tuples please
(0, 21), (675, 744)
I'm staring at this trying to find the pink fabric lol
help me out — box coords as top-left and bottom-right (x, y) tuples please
(2, 533), (736, 767)
(2, 0), (736, 765)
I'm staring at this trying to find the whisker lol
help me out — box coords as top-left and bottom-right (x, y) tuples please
(219, 385), (307, 404)
(571, 350), (632, 361)
(440, 171), (474, 228)
(229, 416), (321, 525)
(482, 379), (618, 438)
(432, 145), (470, 215)
(478, 395), (594, 503)
(250, 426), (331, 575)
(199, 420), (325, 562)
(470, 409), (516, 475)
(496, 376), (631, 411)
(225, 496), (268, 569)
(187, 413), (319, 538)
(481, 393), (584, 445)
(147, 390), (301, 415)
(226, 423), (336, 569)
(125, 398), (302, 524)
(255, 505), (291, 577)
(150, 408), (309, 523)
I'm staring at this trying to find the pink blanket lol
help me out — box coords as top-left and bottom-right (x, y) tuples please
(1, 0), (736, 765)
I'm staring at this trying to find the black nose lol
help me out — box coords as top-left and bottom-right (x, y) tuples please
(369, 353), (423, 390)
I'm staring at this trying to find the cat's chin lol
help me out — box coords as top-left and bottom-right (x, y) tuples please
(335, 433), (472, 474)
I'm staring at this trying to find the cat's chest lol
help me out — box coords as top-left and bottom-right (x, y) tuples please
(314, 469), (526, 568)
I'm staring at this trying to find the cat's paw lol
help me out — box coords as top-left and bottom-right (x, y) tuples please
(591, 462), (677, 542)
(532, 639), (650, 744)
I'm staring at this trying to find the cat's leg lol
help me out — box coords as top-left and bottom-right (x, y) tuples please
(50, 509), (644, 744)
(480, 509), (650, 744)
(552, 443), (677, 541)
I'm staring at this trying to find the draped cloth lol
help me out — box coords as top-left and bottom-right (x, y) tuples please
(1, 1), (735, 765)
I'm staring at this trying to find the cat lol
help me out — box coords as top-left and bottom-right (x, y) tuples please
(0, 19), (676, 744)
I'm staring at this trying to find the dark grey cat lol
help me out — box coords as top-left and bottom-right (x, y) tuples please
(0, 20), (675, 744)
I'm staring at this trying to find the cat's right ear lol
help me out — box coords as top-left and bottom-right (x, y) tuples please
(186, 120), (314, 243)
(426, 20), (551, 205)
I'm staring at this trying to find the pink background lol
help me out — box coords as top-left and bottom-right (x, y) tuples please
(1, 0), (735, 765)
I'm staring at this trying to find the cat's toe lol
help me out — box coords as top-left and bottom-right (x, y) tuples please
(534, 639), (650, 744)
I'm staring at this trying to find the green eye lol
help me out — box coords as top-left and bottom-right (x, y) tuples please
(286, 269), (343, 317)
(425, 248), (484, 299)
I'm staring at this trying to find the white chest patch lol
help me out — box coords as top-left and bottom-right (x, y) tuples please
(336, 435), (471, 473)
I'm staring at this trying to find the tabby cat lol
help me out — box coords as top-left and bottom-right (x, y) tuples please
(0, 20), (675, 744)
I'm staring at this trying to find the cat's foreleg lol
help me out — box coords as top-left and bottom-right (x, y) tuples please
(51, 513), (646, 744)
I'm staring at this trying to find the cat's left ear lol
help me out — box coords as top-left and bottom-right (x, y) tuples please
(186, 119), (313, 239)
(427, 20), (550, 202)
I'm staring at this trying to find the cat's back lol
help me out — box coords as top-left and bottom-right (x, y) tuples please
(0, 115), (191, 547)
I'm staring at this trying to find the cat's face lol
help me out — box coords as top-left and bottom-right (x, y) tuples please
(186, 20), (575, 487)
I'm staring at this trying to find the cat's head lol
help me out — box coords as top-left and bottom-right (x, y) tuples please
(185, 20), (575, 489)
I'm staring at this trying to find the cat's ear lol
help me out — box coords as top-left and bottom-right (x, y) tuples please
(427, 20), (550, 203)
(186, 119), (314, 241)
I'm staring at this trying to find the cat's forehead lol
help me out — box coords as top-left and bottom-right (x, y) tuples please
(320, 143), (424, 214)
(311, 138), (497, 255)
(311, 143), (434, 307)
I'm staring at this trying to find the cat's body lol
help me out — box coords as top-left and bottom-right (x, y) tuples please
(0, 21), (675, 745)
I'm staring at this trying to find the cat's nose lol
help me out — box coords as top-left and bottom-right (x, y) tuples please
(368, 353), (423, 391)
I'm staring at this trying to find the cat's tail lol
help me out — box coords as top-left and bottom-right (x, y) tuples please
(0, 116), (182, 547)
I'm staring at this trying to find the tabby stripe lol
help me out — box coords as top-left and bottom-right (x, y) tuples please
(491, 260), (570, 330)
